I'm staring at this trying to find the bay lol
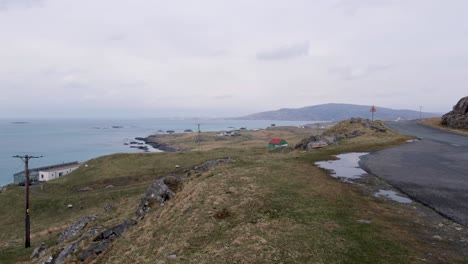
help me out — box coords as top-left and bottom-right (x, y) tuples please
(0, 118), (309, 186)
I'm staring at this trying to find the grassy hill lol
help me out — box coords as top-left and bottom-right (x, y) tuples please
(1, 124), (466, 263)
(236, 103), (440, 121)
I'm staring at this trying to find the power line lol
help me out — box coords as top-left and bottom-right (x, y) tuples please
(13, 154), (42, 248)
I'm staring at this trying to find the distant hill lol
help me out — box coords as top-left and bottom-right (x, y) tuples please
(236, 103), (441, 121)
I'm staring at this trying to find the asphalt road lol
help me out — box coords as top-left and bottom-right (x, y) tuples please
(360, 120), (468, 226)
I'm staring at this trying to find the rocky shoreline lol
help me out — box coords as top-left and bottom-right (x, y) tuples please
(135, 136), (183, 152)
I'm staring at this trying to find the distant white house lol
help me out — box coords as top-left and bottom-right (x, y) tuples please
(38, 163), (82, 182)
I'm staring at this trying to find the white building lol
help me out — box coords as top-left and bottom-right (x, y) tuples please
(38, 163), (82, 181)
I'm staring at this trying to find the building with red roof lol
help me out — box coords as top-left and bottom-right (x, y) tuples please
(268, 138), (288, 148)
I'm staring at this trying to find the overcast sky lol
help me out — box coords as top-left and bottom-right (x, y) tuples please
(1, 0), (467, 118)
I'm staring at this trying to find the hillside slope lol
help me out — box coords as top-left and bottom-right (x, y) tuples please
(236, 103), (440, 121)
(1, 125), (466, 263)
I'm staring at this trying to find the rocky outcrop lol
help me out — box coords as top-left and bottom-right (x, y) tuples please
(295, 118), (386, 151)
(136, 158), (232, 218)
(136, 177), (177, 217)
(56, 215), (97, 244)
(30, 243), (48, 259)
(79, 220), (137, 261)
(349, 117), (386, 132)
(441, 96), (468, 129)
(187, 158), (232, 176)
(53, 227), (101, 264)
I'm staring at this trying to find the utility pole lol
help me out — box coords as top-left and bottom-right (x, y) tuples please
(13, 154), (42, 248)
(419, 106), (422, 121)
(197, 124), (201, 151)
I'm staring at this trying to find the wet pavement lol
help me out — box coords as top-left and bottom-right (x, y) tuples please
(360, 120), (468, 226)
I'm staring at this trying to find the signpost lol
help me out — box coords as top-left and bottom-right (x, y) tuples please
(370, 105), (377, 121)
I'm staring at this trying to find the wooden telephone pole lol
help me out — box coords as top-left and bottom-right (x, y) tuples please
(13, 154), (42, 248)
(197, 124), (201, 151)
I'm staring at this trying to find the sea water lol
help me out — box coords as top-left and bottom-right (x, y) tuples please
(0, 118), (309, 186)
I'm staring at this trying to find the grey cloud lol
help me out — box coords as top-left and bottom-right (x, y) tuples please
(62, 81), (90, 90)
(332, 0), (394, 15)
(0, 0), (44, 10)
(106, 34), (127, 42)
(329, 64), (394, 80)
(256, 42), (309, 61)
(213, 94), (233, 100)
(42, 68), (87, 77)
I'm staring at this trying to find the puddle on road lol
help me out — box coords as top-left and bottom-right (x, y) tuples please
(315, 152), (369, 180)
(374, 190), (412, 204)
(316, 153), (413, 204)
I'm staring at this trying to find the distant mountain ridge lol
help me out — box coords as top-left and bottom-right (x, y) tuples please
(236, 103), (441, 121)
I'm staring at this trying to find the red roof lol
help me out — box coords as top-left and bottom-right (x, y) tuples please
(269, 138), (285, 144)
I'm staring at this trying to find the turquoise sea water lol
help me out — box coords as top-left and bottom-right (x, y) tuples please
(0, 118), (309, 186)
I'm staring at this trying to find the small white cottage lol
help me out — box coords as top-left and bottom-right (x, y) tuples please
(39, 163), (82, 181)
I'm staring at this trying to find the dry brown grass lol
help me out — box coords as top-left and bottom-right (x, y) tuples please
(3, 124), (467, 263)
(153, 126), (321, 151)
(421, 117), (468, 135)
(94, 146), (466, 263)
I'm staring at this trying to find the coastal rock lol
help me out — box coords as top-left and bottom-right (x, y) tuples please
(130, 145), (149, 152)
(94, 220), (137, 241)
(57, 215), (97, 244)
(79, 240), (111, 262)
(53, 227), (101, 264)
(30, 242), (48, 259)
(80, 220), (137, 261)
(136, 136), (182, 152)
(441, 96), (468, 129)
(136, 177), (177, 217)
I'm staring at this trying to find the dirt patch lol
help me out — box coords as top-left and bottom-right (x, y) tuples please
(213, 208), (231, 220)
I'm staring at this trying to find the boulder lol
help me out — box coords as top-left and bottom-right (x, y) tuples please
(30, 242), (48, 259)
(441, 96), (468, 129)
(136, 177), (177, 217)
